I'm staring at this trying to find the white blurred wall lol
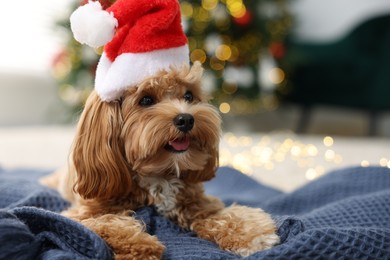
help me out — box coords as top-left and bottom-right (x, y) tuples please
(0, 0), (70, 125)
(290, 0), (390, 43)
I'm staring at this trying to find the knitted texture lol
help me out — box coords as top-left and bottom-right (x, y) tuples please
(1, 166), (390, 259)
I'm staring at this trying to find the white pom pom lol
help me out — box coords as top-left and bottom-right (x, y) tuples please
(70, 1), (118, 48)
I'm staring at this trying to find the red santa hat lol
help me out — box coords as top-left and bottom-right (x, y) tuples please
(70, 0), (189, 102)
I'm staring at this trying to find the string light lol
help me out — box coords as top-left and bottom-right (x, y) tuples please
(215, 44), (232, 60)
(360, 160), (370, 167)
(268, 67), (285, 84)
(181, 2), (194, 17)
(324, 149), (335, 161)
(323, 136), (334, 147)
(190, 49), (207, 63)
(219, 102), (231, 113)
(305, 168), (318, 181)
(219, 132), (390, 186)
(379, 158), (388, 167)
(202, 0), (218, 11)
(226, 0), (247, 18)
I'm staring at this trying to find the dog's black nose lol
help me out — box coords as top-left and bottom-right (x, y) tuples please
(174, 113), (194, 132)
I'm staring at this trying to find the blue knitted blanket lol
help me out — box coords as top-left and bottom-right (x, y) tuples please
(1, 166), (390, 259)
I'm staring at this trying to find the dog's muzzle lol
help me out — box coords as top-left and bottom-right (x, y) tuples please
(164, 114), (193, 153)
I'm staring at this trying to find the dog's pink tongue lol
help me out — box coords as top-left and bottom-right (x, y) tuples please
(169, 137), (190, 151)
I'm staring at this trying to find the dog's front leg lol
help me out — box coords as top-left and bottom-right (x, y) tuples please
(175, 184), (279, 257)
(63, 209), (165, 260)
(191, 204), (280, 256)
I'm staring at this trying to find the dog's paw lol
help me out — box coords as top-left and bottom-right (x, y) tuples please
(113, 234), (164, 260)
(192, 205), (279, 257)
(80, 214), (164, 260)
(232, 219), (280, 257)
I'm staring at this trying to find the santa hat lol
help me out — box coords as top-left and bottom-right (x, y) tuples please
(70, 0), (189, 102)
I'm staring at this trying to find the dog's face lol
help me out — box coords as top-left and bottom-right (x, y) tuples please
(121, 66), (221, 178)
(72, 62), (221, 200)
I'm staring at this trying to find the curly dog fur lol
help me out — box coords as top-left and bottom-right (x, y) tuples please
(41, 62), (279, 259)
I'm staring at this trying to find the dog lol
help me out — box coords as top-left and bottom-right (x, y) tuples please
(41, 62), (279, 259)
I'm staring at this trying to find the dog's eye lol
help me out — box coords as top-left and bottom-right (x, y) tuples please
(183, 91), (193, 103)
(139, 96), (155, 106)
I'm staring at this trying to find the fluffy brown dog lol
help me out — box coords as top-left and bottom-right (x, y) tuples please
(41, 62), (279, 259)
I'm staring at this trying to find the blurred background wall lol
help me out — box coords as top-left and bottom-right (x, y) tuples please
(0, 0), (70, 125)
(1, 0), (390, 137)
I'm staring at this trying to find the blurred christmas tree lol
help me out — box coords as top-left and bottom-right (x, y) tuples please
(52, 0), (291, 116)
(182, 0), (291, 114)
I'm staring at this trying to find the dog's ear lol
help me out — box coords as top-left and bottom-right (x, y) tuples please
(72, 91), (133, 200)
(185, 61), (204, 84)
